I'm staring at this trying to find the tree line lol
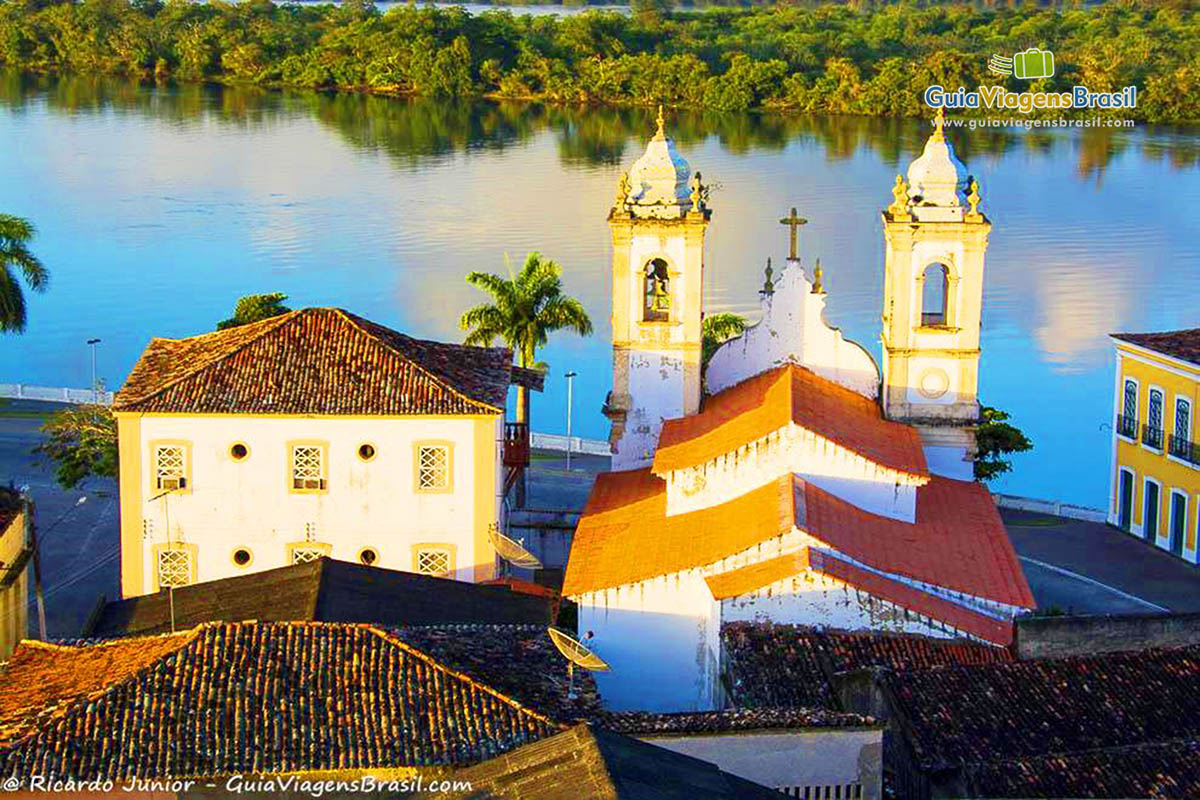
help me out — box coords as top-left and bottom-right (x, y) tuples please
(0, 0), (1197, 122)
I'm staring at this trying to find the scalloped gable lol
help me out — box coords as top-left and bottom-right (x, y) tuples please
(114, 308), (512, 416)
(706, 257), (880, 399)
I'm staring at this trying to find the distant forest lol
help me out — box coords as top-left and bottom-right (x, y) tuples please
(1, 0), (1197, 122)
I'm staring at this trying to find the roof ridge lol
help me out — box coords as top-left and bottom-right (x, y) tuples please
(115, 309), (305, 408)
(367, 626), (563, 728)
(333, 309), (504, 414)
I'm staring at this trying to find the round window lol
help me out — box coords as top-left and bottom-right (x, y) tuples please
(230, 443), (249, 461)
(358, 547), (378, 566)
(357, 443), (376, 462)
(232, 548), (252, 567)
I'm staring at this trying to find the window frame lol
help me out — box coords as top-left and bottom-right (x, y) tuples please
(1116, 466), (1135, 532)
(414, 441), (454, 494)
(412, 543), (457, 578)
(642, 257), (672, 324)
(287, 541), (332, 564)
(1143, 386), (1165, 452)
(149, 440), (192, 494)
(288, 440), (329, 494)
(1117, 378), (1139, 442)
(916, 261), (958, 331)
(151, 542), (197, 591)
(1168, 489), (1189, 556)
(231, 547), (254, 568)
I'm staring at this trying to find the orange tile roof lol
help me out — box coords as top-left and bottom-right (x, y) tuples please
(652, 365), (927, 478)
(810, 552), (1016, 646)
(114, 308), (512, 415)
(566, 469), (1032, 614)
(0, 632), (196, 747)
(803, 476), (1035, 609)
(562, 468), (794, 597)
(705, 549), (811, 601)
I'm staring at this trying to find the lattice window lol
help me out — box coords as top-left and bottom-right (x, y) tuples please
(157, 548), (192, 588)
(155, 445), (187, 490)
(1149, 389), (1164, 430)
(1123, 379), (1138, 420)
(417, 445), (449, 491)
(415, 547), (452, 577)
(1176, 398), (1191, 440)
(292, 445), (326, 490)
(291, 547), (326, 564)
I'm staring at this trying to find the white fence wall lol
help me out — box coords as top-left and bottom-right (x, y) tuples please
(991, 492), (1107, 524)
(530, 432), (610, 456)
(0, 384), (113, 405)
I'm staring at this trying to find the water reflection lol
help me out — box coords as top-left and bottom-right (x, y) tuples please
(1, 71), (1198, 509)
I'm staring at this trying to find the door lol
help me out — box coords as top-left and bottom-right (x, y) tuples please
(1118, 471), (1133, 531)
(1170, 493), (1187, 556)
(1144, 481), (1160, 543)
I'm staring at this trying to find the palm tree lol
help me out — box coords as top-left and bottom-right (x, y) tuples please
(0, 214), (49, 333)
(460, 252), (593, 424)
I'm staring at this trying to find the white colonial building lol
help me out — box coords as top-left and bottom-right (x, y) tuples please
(114, 307), (538, 597)
(564, 112), (1034, 711)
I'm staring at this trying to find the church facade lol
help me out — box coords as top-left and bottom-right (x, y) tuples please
(564, 111), (1034, 712)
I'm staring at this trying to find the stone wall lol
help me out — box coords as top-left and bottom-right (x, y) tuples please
(1014, 612), (1200, 660)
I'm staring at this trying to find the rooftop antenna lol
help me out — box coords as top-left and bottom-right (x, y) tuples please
(548, 627), (610, 700)
(489, 524), (543, 574)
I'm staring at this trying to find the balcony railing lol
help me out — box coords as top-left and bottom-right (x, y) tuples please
(1169, 434), (1200, 465)
(504, 422), (530, 467)
(1142, 424), (1164, 451)
(1116, 415), (1138, 439)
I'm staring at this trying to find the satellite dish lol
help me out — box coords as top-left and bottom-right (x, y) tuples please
(489, 527), (543, 570)
(548, 627), (609, 701)
(548, 627), (610, 672)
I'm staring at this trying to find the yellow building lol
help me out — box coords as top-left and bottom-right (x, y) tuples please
(0, 489), (31, 660)
(1108, 328), (1200, 561)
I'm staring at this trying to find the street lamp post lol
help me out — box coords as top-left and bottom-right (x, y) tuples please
(564, 371), (577, 471)
(86, 338), (101, 403)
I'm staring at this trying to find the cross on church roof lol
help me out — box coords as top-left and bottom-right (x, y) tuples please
(779, 207), (808, 260)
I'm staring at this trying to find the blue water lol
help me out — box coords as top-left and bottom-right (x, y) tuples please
(1, 75), (1198, 508)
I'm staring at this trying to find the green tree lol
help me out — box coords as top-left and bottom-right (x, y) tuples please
(459, 252), (593, 423)
(701, 312), (746, 372)
(217, 292), (291, 330)
(34, 404), (118, 489)
(0, 214), (49, 333)
(975, 405), (1033, 481)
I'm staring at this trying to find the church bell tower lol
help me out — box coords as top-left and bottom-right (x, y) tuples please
(881, 109), (991, 479)
(603, 108), (710, 471)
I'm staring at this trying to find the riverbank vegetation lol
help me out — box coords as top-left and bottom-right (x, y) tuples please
(1, 1), (1198, 122)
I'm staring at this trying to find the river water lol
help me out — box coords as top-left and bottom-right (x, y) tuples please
(2, 72), (1198, 507)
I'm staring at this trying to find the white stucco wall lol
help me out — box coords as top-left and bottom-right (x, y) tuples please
(577, 572), (721, 712)
(640, 729), (882, 800)
(665, 425), (920, 522)
(613, 349), (690, 471)
(922, 444), (973, 480)
(706, 258), (879, 399)
(135, 415), (501, 587)
(721, 571), (958, 639)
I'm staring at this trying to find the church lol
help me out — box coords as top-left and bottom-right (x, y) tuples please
(564, 110), (1035, 712)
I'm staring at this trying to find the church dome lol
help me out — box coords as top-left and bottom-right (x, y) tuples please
(626, 107), (692, 219)
(906, 110), (967, 220)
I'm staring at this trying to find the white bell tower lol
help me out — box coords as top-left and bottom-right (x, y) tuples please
(881, 109), (992, 479)
(603, 109), (710, 471)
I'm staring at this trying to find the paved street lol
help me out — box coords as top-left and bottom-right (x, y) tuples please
(0, 400), (120, 639)
(1002, 508), (1200, 614)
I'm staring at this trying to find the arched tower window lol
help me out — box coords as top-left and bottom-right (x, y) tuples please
(921, 263), (950, 326)
(644, 258), (670, 322)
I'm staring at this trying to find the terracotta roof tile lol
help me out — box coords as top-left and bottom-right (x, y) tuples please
(562, 469), (794, 596)
(653, 365), (927, 477)
(810, 552), (1016, 646)
(705, 549), (811, 600)
(114, 308), (512, 415)
(0, 622), (564, 780)
(1113, 327), (1200, 368)
(803, 476), (1034, 609)
(722, 622), (1008, 710)
(883, 645), (1200, 772)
